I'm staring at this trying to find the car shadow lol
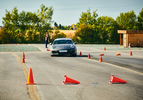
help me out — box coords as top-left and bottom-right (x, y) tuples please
(51, 55), (89, 57)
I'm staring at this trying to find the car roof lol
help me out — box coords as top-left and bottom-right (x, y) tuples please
(54, 38), (72, 41)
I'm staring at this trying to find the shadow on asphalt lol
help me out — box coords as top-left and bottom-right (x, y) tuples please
(51, 55), (88, 57)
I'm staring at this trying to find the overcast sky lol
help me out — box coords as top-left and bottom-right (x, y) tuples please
(0, 0), (143, 26)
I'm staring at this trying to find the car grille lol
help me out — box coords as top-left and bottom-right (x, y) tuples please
(52, 49), (76, 54)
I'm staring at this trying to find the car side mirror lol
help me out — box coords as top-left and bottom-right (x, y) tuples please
(74, 42), (77, 44)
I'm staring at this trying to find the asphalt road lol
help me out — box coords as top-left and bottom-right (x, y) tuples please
(0, 44), (143, 100)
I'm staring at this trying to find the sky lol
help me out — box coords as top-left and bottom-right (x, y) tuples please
(0, 0), (143, 27)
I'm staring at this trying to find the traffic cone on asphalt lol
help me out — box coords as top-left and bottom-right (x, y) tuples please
(47, 49), (50, 51)
(63, 74), (80, 84)
(116, 53), (121, 56)
(104, 47), (106, 50)
(22, 57), (25, 63)
(80, 51), (82, 56)
(22, 52), (25, 59)
(99, 56), (103, 62)
(130, 51), (132, 56)
(26, 68), (35, 85)
(109, 74), (127, 84)
(100, 53), (104, 56)
(88, 53), (90, 59)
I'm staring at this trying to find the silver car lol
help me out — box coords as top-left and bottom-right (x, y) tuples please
(50, 38), (77, 56)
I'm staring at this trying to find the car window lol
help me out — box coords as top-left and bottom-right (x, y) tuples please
(53, 40), (73, 44)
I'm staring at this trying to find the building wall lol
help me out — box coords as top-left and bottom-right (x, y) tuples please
(128, 34), (143, 47)
(123, 34), (129, 47)
(118, 30), (143, 47)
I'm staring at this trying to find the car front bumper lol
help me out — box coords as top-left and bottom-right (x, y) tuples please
(51, 49), (77, 56)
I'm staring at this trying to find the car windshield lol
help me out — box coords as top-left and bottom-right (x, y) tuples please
(53, 40), (73, 44)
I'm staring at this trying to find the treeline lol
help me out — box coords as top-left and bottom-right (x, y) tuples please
(0, 4), (54, 43)
(53, 22), (76, 30)
(0, 5), (143, 44)
(73, 8), (143, 44)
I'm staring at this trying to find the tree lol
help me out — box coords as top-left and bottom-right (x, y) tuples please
(2, 7), (19, 43)
(19, 11), (27, 31)
(54, 22), (58, 28)
(1, 4), (54, 44)
(110, 21), (120, 43)
(59, 24), (61, 29)
(75, 9), (99, 43)
(116, 10), (138, 30)
(137, 8), (143, 30)
(0, 27), (11, 43)
(75, 24), (99, 44)
(52, 32), (66, 42)
(77, 8), (98, 27)
(37, 4), (54, 41)
(97, 16), (115, 43)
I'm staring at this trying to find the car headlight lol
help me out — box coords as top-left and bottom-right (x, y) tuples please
(70, 45), (75, 48)
(52, 45), (56, 49)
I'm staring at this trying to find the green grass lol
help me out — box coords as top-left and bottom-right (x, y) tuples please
(0, 45), (40, 52)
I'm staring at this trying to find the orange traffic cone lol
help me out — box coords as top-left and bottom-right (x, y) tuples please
(80, 51), (82, 56)
(130, 51), (132, 56)
(26, 68), (35, 85)
(88, 53), (90, 59)
(100, 53), (104, 56)
(22, 52), (25, 59)
(22, 57), (25, 63)
(104, 47), (106, 50)
(109, 74), (127, 84)
(99, 56), (103, 62)
(116, 53), (121, 56)
(63, 74), (80, 84)
(17, 43), (19, 46)
(47, 49), (50, 51)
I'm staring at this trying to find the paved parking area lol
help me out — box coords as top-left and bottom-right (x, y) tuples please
(0, 44), (143, 100)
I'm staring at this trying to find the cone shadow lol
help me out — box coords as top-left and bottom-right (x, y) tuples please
(111, 83), (127, 84)
(64, 83), (79, 85)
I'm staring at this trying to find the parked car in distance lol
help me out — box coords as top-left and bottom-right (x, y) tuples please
(50, 38), (77, 56)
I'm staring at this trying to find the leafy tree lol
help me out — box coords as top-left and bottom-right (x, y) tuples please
(54, 22), (58, 28)
(0, 27), (11, 43)
(2, 7), (19, 43)
(75, 9), (99, 43)
(55, 30), (60, 35)
(77, 8), (98, 27)
(37, 4), (54, 41)
(59, 24), (61, 29)
(52, 32), (66, 42)
(116, 10), (138, 30)
(137, 8), (143, 30)
(109, 21), (120, 43)
(63, 26), (69, 30)
(19, 11), (27, 31)
(75, 24), (99, 44)
(97, 16), (115, 43)
(1, 4), (54, 44)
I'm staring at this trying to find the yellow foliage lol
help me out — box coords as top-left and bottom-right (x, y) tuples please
(49, 30), (76, 39)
